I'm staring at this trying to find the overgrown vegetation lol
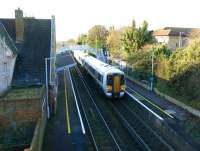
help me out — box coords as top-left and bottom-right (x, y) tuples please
(77, 34), (88, 45)
(106, 26), (128, 59)
(0, 86), (43, 101)
(155, 39), (200, 109)
(121, 20), (152, 54)
(87, 25), (108, 50)
(70, 19), (200, 110)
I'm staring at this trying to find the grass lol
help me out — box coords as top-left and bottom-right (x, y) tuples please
(0, 86), (43, 101)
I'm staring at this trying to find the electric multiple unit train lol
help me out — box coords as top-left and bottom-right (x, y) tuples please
(73, 50), (125, 98)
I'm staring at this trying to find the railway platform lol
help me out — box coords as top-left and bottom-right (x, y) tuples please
(42, 52), (86, 151)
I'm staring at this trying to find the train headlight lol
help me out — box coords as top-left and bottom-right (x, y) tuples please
(106, 85), (112, 92)
(121, 85), (126, 90)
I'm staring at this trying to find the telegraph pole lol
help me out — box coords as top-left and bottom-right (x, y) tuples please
(150, 48), (154, 91)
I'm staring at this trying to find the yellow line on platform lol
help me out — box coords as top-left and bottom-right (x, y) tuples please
(63, 70), (71, 134)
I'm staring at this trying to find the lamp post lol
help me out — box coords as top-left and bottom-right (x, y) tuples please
(150, 47), (154, 91)
(45, 56), (56, 119)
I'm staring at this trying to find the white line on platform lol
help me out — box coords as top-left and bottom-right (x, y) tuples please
(126, 90), (164, 121)
(68, 68), (86, 134)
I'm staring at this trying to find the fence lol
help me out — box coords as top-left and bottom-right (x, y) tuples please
(24, 95), (47, 151)
(109, 59), (153, 89)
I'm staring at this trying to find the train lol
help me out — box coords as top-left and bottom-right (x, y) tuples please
(73, 50), (125, 98)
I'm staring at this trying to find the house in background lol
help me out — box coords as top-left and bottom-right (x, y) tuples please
(0, 23), (18, 95)
(153, 27), (200, 50)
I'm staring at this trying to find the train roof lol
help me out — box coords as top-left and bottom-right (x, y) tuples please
(84, 56), (124, 75)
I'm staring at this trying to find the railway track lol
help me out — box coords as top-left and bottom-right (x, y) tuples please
(126, 86), (173, 119)
(70, 67), (122, 151)
(74, 66), (141, 151)
(72, 65), (144, 151)
(111, 101), (174, 151)
(74, 63), (175, 151)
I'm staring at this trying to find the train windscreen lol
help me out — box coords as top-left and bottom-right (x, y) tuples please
(121, 75), (125, 84)
(107, 74), (124, 85)
(107, 75), (113, 85)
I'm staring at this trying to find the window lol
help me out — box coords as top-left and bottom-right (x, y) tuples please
(107, 75), (113, 85)
(87, 65), (95, 75)
(121, 75), (125, 84)
(97, 72), (102, 83)
(91, 67), (95, 74)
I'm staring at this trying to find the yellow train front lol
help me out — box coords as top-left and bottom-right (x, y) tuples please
(104, 72), (125, 98)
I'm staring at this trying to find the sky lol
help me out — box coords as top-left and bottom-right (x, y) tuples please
(0, 0), (200, 41)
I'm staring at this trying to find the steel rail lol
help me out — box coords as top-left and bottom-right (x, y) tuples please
(70, 68), (99, 151)
(126, 86), (174, 118)
(121, 102), (174, 151)
(109, 102), (152, 151)
(126, 90), (164, 121)
(75, 66), (122, 151)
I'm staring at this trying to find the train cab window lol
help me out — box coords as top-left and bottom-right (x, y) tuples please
(107, 75), (113, 85)
(121, 75), (125, 84)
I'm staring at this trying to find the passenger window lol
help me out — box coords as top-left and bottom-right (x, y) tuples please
(96, 72), (102, 83)
(100, 75), (103, 83)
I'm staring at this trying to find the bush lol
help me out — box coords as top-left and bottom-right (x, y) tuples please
(155, 39), (200, 108)
(170, 64), (200, 101)
(127, 50), (152, 80)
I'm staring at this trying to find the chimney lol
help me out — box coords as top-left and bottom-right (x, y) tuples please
(15, 8), (24, 43)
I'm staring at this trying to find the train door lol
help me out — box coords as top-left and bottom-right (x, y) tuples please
(113, 74), (121, 95)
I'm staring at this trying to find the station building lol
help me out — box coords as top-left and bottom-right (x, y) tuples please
(0, 8), (56, 150)
(0, 22), (18, 95)
(0, 9), (56, 92)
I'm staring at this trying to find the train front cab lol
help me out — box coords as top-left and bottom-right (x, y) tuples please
(105, 73), (125, 98)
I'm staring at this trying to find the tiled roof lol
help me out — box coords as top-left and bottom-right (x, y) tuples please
(153, 29), (171, 36)
(0, 18), (52, 86)
(153, 27), (200, 37)
(0, 22), (18, 55)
